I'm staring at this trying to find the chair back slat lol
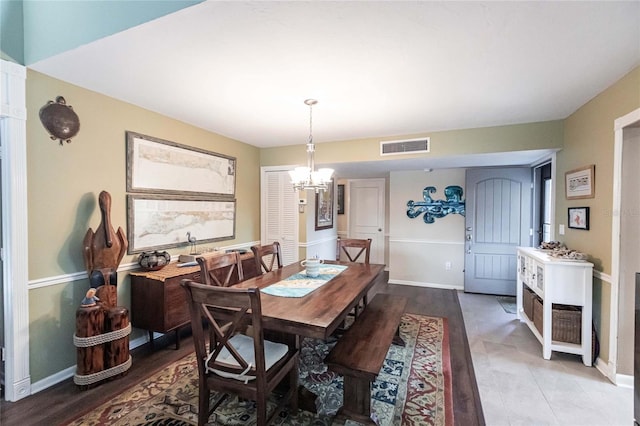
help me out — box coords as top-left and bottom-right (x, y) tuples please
(197, 252), (244, 286)
(336, 238), (372, 263)
(182, 281), (265, 379)
(251, 241), (283, 274)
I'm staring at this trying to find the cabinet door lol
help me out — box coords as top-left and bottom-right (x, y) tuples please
(165, 272), (200, 330)
(535, 263), (544, 295)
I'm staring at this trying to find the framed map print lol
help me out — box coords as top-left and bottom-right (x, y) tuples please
(127, 194), (236, 253)
(126, 131), (236, 198)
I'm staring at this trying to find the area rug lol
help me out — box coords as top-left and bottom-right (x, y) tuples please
(65, 313), (452, 426)
(497, 296), (517, 314)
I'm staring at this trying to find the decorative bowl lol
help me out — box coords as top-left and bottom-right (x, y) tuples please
(138, 250), (171, 271)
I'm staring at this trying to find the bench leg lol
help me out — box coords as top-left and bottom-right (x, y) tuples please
(392, 325), (405, 347)
(335, 375), (377, 425)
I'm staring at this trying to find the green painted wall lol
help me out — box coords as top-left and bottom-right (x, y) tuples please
(260, 120), (564, 168)
(26, 69), (260, 381)
(557, 66), (640, 368)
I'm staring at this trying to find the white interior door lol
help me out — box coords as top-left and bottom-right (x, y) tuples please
(464, 167), (532, 295)
(348, 179), (385, 264)
(261, 168), (299, 265)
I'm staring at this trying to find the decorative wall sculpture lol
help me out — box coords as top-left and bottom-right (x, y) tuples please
(406, 185), (465, 223)
(39, 96), (80, 145)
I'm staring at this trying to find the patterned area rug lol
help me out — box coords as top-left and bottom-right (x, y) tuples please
(65, 313), (452, 426)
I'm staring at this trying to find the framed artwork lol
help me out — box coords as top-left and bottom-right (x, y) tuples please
(565, 165), (595, 200)
(127, 194), (236, 253)
(337, 184), (345, 215)
(315, 180), (335, 231)
(568, 207), (590, 230)
(126, 131), (236, 198)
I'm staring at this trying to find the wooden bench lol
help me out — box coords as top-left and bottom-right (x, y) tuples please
(325, 293), (408, 425)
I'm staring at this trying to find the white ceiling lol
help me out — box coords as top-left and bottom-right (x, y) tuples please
(30, 1), (640, 175)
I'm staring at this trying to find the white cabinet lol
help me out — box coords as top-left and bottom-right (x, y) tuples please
(516, 247), (594, 366)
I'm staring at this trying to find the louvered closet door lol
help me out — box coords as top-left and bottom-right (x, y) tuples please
(262, 170), (299, 266)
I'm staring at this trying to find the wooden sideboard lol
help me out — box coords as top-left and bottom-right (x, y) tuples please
(130, 252), (257, 348)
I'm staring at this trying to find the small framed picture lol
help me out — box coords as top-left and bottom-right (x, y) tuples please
(565, 165), (595, 199)
(337, 184), (345, 215)
(568, 207), (590, 230)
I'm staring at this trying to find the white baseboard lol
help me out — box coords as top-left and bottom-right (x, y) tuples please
(616, 373), (634, 388)
(595, 357), (614, 382)
(388, 278), (463, 291)
(594, 356), (627, 386)
(29, 333), (150, 395)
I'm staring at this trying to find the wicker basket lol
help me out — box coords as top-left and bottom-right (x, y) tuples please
(531, 299), (582, 344)
(532, 296), (543, 333)
(552, 304), (581, 344)
(522, 285), (535, 321)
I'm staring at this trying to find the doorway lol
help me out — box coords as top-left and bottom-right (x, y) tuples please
(533, 162), (553, 247)
(347, 179), (385, 264)
(464, 167), (532, 295)
(260, 167), (299, 266)
(611, 108), (640, 383)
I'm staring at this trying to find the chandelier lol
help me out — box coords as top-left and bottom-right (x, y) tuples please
(288, 99), (334, 192)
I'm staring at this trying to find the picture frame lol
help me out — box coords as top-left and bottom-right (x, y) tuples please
(568, 207), (590, 230)
(565, 164), (595, 200)
(127, 194), (236, 253)
(126, 131), (236, 198)
(337, 184), (345, 215)
(315, 180), (335, 231)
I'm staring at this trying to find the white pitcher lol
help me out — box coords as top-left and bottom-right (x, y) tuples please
(300, 258), (324, 278)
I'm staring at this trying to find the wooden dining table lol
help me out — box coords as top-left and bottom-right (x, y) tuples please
(232, 260), (385, 341)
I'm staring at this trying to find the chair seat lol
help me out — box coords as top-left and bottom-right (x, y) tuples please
(206, 334), (289, 382)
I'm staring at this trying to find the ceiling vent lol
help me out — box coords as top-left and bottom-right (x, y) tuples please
(380, 137), (430, 156)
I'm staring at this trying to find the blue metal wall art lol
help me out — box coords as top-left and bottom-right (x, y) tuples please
(406, 185), (465, 223)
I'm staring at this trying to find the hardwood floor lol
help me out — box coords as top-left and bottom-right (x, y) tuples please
(1, 278), (484, 426)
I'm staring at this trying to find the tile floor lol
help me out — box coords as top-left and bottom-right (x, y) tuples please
(458, 292), (633, 426)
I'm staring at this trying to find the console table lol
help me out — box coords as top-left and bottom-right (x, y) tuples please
(130, 252), (256, 348)
(516, 247), (593, 366)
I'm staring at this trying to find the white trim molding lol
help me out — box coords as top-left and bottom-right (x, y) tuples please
(609, 107), (640, 385)
(388, 238), (464, 245)
(28, 241), (260, 289)
(388, 278), (463, 291)
(1, 59), (30, 401)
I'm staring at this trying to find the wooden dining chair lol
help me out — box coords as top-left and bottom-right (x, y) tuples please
(335, 238), (372, 326)
(336, 237), (372, 264)
(197, 252), (244, 287)
(181, 280), (299, 426)
(251, 242), (283, 274)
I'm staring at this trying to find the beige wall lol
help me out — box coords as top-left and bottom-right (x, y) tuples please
(559, 67), (640, 273)
(388, 169), (466, 288)
(26, 70), (261, 381)
(558, 66), (640, 368)
(260, 120), (564, 168)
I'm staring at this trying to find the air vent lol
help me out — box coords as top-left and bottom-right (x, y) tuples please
(380, 137), (430, 156)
